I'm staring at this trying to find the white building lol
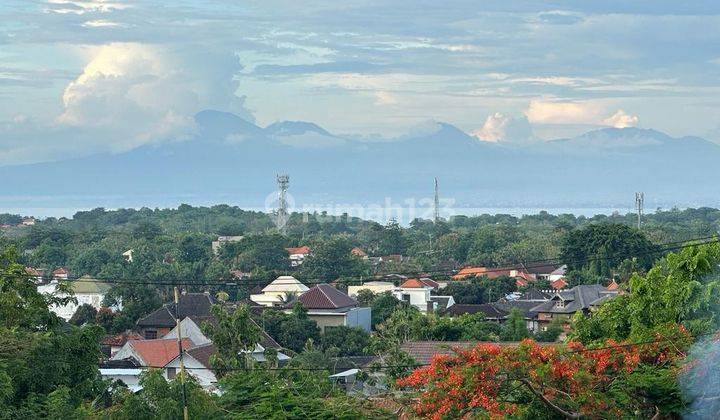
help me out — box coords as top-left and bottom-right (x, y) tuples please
(347, 281), (395, 297)
(392, 278), (454, 313)
(250, 275), (309, 307)
(286, 246), (311, 267)
(37, 275), (120, 320)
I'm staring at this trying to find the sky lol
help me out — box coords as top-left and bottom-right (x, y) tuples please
(1, 0), (720, 165)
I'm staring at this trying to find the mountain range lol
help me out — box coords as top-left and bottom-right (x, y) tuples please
(2, 110), (719, 215)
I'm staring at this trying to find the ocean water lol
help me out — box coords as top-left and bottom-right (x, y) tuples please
(0, 193), (650, 224)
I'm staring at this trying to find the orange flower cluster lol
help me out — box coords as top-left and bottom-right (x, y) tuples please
(397, 332), (690, 419)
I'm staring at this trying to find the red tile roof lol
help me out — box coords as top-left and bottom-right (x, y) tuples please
(52, 267), (69, 275)
(400, 278), (438, 289)
(551, 278), (568, 290)
(452, 267), (487, 280)
(606, 280), (619, 291)
(350, 247), (367, 257)
(129, 338), (193, 367)
(298, 284), (357, 309)
(286, 246), (311, 255)
(25, 267), (44, 277)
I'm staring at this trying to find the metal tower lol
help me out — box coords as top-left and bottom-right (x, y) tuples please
(635, 192), (644, 229)
(276, 174), (290, 234)
(433, 177), (440, 223)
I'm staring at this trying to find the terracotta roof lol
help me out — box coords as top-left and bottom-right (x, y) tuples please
(452, 267), (487, 280)
(399, 278), (437, 289)
(297, 284), (357, 309)
(551, 278), (568, 290)
(350, 247), (367, 257)
(102, 331), (143, 347)
(52, 267), (69, 275)
(606, 280), (619, 291)
(130, 338), (193, 367)
(286, 246), (311, 255)
(25, 267), (45, 277)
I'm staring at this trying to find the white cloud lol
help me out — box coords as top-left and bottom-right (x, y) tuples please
(374, 91), (398, 105)
(603, 109), (639, 128)
(525, 99), (604, 124)
(472, 112), (534, 143)
(82, 19), (124, 28)
(0, 42), (250, 164)
(46, 0), (131, 15)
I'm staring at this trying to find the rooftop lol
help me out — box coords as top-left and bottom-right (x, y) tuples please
(297, 284), (357, 310)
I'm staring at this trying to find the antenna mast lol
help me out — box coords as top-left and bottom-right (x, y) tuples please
(433, 177), (440, 223)
(276, 174), (290, 234)
(635, 192), (644, 229)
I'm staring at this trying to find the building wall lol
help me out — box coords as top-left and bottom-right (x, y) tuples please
(309, 313), (347, 332)
(344, 307), (371, 332)
(392, 288), (431, 312)
(164, 355), (217, 390)
(38, 282), (120, 320)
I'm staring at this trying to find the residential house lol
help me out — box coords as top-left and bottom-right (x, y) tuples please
(37, 275), (118, 320)
(392, 278), (455, 313)
(453, 266), (535, 286)
(548, 265), (567, 282)
(211, 235), (244, 256)
(350, 247), (369, 259)
(347, 281), (395, 297)
(122, 249), (134, 262)
(52, 267), (70, 279)
(531, 284), (619, 330)
(163, 316), (291, 363)
(250, 275), (309, 307)
(550, 278), (568, 290)
(101, 331), (144, 357)
(524, 263), (564, 281)
(21, 217), (36, 226)
(286, 246), (311, 267)
(452, 266), (488, 280)
(25, 267), (45, 282)
(99, 359), (144, 392)
(291, 284), (371, 332)
(136, 292), (215, 339)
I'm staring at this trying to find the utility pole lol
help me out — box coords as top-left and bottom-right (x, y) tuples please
(276, 174), (290, 234)
(433, 177), (440, 223)
(635, 192), (644, 229)
(174, 287), (189, 420)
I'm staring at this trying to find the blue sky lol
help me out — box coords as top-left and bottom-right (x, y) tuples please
(1, 0), (720, 164)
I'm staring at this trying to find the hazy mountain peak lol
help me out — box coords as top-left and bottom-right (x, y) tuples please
(194, 110), (263, 141)
(265, 121), (332, 137)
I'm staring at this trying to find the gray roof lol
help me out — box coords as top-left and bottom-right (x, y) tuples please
(531, 285), (618, 314)
(429, 296), (453, 312)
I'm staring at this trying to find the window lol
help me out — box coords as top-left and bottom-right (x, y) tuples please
(167, 367), (177, 379)
(555, 300), (565, 308)
(145, 330), (158, 339)
(401, 294), (411, 303)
